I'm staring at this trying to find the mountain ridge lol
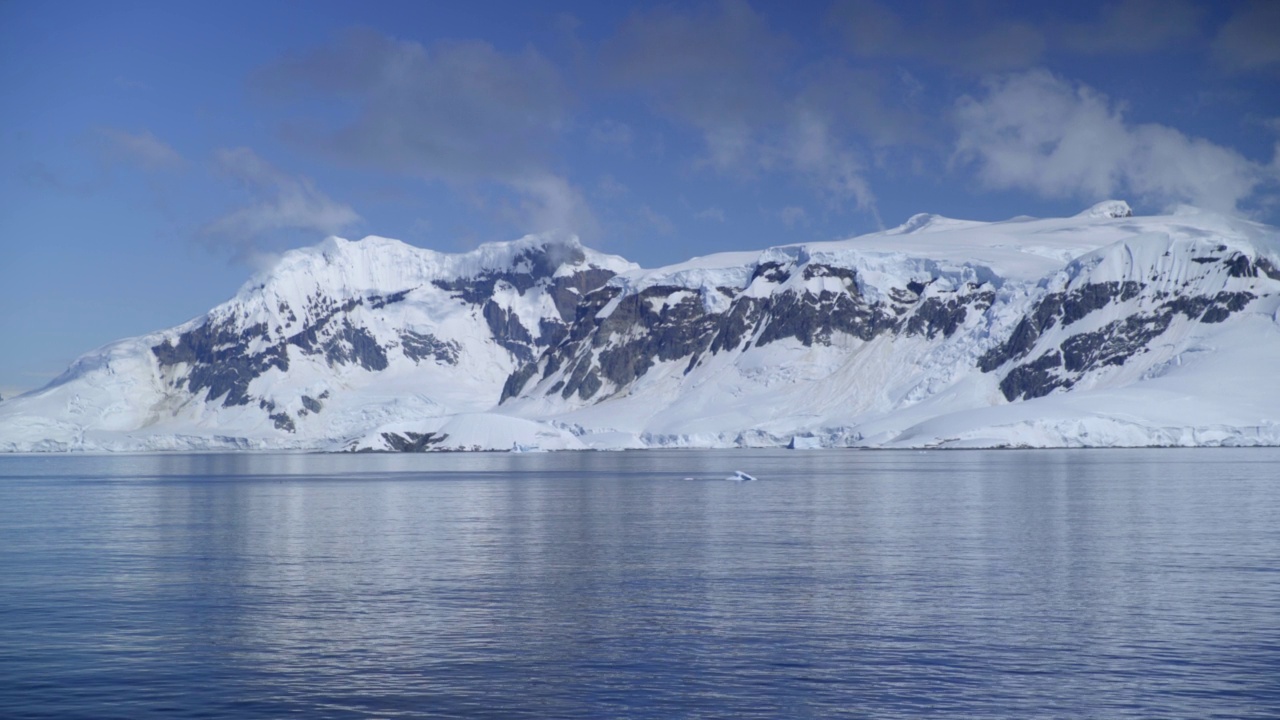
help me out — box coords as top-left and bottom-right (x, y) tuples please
(4, 202), (1279, 452)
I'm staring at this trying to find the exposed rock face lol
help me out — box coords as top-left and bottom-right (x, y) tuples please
(399, 331), (460, 365)
(427, 244), (618, 364)
(497, 231), (1278, 421)
(992, 289), (1256, 401)
(152, 319), (290, 407)
(501, 252), (998, 405)
(377, 431), (447, 452)
(148, 236), (625, 427)
(978, 241), (1271, 402)
(5, 204), (1280, 453)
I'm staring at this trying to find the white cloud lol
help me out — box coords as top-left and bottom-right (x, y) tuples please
(204, 147), (360, 254)
(259, 30), (570, 182)
(603, 0), (789, 170)
(595, 174), (630, 199)
(603, 1), (887, 221)
(1059, 0), (1203, 55)
(215, 147), (280, 186)
(256, 29), (591, 236)
(640, 204), (675, 235)
(791, 63), (925, 149)
(779, 206), (808, 227)
(98, 128), (184, 171)
(113, 76), (150, 91)
(829, 0), (1045, 74)
(509, 174), (599, 240)
(954, 70), (1279, 215)
(589, 120), (634, 152)
(784, 109), (877, 214)
(1212, 1), (1280, 74)
(695, 206), (726, 222)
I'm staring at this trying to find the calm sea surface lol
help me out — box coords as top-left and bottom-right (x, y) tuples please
(1, 449), (1278, 718)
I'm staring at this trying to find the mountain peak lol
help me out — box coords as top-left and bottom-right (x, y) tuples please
(884, 212), (986, 236)
(1078, 200), (1133, 219)
(888, 213), (945, 234)
(241, 232), (633, 299)
(5, 203), (1278, 452)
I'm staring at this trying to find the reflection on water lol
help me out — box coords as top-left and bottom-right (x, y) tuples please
(2, 449), (1279, 718)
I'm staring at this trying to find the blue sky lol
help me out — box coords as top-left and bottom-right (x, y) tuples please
(2, 0), (1278, 395)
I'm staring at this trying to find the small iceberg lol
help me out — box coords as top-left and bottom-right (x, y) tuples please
(729, 470), (757, 482)
(788, 434), (821, 449)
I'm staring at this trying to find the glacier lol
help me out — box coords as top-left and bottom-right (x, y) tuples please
(2, 201), (1278, 452)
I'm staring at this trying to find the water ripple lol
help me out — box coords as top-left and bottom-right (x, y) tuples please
(2, 448), (1279, 718)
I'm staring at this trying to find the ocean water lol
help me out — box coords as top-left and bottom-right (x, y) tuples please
(1, 448), (1278, 719)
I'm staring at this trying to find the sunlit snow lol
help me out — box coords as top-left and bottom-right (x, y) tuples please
(2, 202), (1277, 452)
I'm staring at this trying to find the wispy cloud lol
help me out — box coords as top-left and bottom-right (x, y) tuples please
(32, 128), (186, 206)
(204, 147), (360, 259)
(218, 1), (1275, 248)
(779, 206), (808, 227)
(602, 0), (890, 220)
(1059, 0), (1204, 55)
(603, 0), (789, 170)
(792, 62), (926, 150)
(507, 174), (598, 239)
(1212, 1), (1280, 74)
(783, 109), (877, 215)
(828, 0), (1046, 74)
(254, 28), (593, 236)
(98, 128), (185, 172)
(595, 174), (630, 199)
(640, 204), (675, 235)
(695, 206), (725, 222)
(954, 70), (1279, 215)
(113, 76), (150, 91)
(589, 120), (635, 153)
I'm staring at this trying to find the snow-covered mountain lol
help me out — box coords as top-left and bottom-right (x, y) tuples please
(0, 234), (634, 452)
(4, 201), (1279, 451)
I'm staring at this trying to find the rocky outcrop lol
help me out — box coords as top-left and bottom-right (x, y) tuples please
(980, 241), (1271, 402)
(152, 319), (289, 407)
(498, 231), (1278, 417)
(6, 205), (1279, 453)
(150, 237), (623, 425)
(502, 254), (998, 405)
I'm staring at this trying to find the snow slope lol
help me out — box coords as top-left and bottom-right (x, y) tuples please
(502, 202), (1280, 449)
(3, 202), (1278, 451)
(0, 233), (633, 452)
